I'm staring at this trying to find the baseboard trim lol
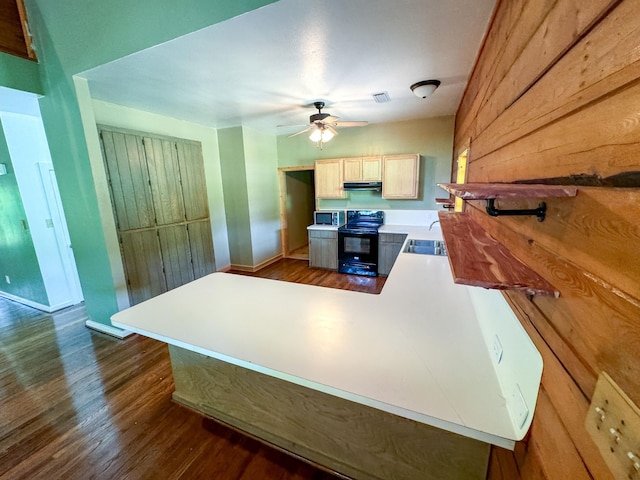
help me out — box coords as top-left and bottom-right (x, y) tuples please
(230, 254), (283, 273)
(85, 319), (134, 339)
(0, 291), (72, 313)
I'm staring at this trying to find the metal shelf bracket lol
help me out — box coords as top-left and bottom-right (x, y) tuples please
(485, 199), (547, 222)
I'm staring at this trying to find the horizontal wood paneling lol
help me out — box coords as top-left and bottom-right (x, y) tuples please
(469, 78), (640, 182)
(455, 1), (640, 478)
(472, 0), (640, 161)
(504, 292), (614, 480)
(467, 203), (640, 402)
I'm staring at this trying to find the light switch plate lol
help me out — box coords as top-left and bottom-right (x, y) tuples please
(586, 372), (640, 479)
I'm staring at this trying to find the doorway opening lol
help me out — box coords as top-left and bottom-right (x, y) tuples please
(278, 166), (315, 260)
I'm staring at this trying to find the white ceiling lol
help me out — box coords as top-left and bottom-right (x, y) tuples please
(79, 0), (496, 135)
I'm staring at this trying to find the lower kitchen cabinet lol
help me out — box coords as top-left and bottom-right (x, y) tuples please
(308, 229), (338, 270)
(378, 233), (408, 276)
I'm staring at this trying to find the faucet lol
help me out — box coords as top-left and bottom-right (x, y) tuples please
(429, 220), (440, 231)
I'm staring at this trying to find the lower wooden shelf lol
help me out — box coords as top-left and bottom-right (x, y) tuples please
(438, 211), (559, 297)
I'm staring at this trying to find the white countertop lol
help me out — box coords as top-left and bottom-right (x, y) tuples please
(112, 222), (542, 450)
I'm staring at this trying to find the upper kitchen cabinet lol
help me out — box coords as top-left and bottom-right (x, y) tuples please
(315, 158), (346, 199)
(343, 156), (382, 182)
(382, 154), (420, 199)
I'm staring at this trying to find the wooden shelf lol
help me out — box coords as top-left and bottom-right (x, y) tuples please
(437, 183), (578, 200)
(435, 197), (455, 208)
(438, 211), (559, 297)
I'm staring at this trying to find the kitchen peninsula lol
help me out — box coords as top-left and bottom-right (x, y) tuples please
(112, 222), (542, 480)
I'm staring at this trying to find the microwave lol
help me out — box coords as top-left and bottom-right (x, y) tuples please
(314, 210), (345, 226)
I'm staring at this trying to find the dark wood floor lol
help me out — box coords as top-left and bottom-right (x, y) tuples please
(0, 259), (364, 479)
(229, 258), (386, 295)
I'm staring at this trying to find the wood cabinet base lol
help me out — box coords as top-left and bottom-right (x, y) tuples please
(169, 345), (489, 480)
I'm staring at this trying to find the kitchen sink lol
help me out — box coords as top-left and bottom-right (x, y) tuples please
(403, 239), (447, 256)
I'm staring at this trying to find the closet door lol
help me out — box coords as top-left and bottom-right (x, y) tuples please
(177, 141), (208, 220)
(143, 136), (186, 225)
(120, 230), (167, 305)
(158, 225), (195, 290)
(188, 220), (216, 278)
(101, 130), (155, 231)
(100, 126), (216, 306)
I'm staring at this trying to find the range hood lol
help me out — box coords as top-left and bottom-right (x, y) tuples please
(343, 181), (382, 192)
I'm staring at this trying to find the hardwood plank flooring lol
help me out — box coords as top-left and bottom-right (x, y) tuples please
(0, 295), (340, 480)
(228, 258), (386, 295)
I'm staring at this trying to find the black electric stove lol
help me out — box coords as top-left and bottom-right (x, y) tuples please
(337, 210), (384, 276)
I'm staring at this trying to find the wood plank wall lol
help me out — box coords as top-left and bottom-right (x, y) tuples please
(0, 0), (35, 59)
(453, 0), (640, 478)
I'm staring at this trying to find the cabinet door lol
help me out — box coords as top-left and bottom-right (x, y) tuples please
(343, 158), (362, 182)
(378, 233), (407, 275)
(315, 159), (345, 198)
(382, 154), (420, 199)
(343, 156), (382, 182)
(362, 156), (382, 181)
(309, 230), (338, 270)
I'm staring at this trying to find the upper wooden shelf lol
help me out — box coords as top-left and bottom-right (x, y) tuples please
(438, 211), (559, 297)
(437, 183), (578, 200)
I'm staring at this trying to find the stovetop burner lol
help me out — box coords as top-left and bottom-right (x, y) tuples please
(339, 210), (384, 232)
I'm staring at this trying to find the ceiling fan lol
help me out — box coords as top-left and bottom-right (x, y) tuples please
(285, 101), (368, 145)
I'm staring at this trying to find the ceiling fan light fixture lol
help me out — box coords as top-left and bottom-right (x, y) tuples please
(410, 79), (441, 99)
(309, 125), (335, 144)
(309, 127), (323, 142)
(321, 128), (334, 142)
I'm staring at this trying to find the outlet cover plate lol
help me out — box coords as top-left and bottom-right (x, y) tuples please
(586, 372), (640, 479)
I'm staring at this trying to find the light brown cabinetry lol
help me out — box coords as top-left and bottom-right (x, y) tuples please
(308, 229), (338, 270)
(314, 158), (345, 199)
(378, 233), (408, 276)
(343, 156), (382, 182)
(382, 154), (420, 199)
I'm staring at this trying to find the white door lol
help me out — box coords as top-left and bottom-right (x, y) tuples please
(37, 162), (84, 305)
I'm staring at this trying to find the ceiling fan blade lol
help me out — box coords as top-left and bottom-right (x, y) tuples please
(333, 121), (368, 127)
(322, 115), (339, 124)
(327, 125), (339, 136)
(287, 126), (314, 138)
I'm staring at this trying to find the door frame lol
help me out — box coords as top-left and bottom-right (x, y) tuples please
(277, 165), (315, 259)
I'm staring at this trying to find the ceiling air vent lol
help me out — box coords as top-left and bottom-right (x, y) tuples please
(372, 92), (390, 103)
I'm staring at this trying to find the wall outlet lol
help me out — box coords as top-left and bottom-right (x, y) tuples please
(586, 372), (640, 479)
(4, 275), (10, 284)
(493, 335), (503, 364)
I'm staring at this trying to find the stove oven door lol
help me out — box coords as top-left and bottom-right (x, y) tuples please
(338, 230), (379, 276)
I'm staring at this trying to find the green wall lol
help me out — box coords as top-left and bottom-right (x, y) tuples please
(0, 53), (42, 95)
(219, 126), (280, 267)
(0, 120), (48, 304)
(219, 127), (253, 267)
(6, 0), (275, 326)
(277, 116), (455, 210)
(243, 127), (280, 265)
